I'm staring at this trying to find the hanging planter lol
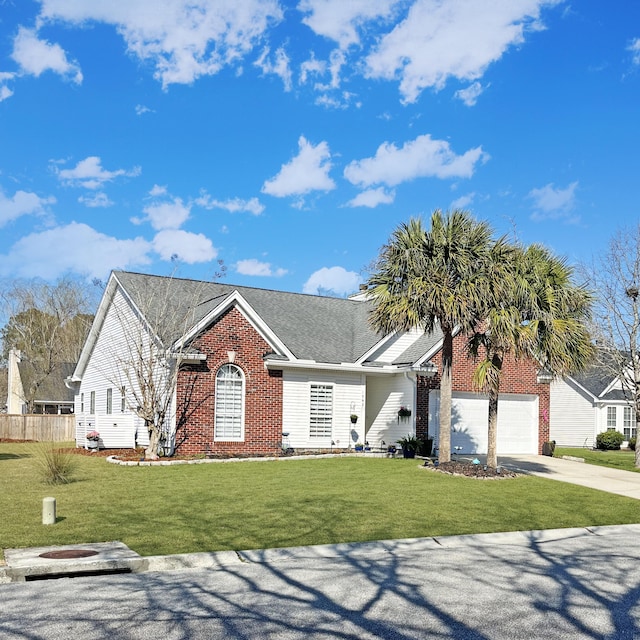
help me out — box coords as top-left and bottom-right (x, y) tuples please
(397, 406), (412, 422)
(350, 414), (358, 424)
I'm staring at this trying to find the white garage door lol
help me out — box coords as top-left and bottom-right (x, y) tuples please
(429, 391), (539, 455)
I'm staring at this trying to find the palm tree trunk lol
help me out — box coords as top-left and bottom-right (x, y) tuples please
(439, 329), (453, 462)
(487, 354), (502, 469)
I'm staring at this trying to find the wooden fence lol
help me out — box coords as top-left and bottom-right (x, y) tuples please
(0, 414), (76, 442)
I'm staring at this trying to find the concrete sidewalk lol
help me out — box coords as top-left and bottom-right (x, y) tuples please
(4, 524), (640, 584)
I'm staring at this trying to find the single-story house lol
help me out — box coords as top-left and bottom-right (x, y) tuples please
(6, 349), (75, 415)
(68, 271), (552, 455)
(550, 358), (637, 448)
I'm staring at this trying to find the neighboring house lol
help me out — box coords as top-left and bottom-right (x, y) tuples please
(6, 349), (75, 415)
(0, 366), (7, 413)
(69, 271), (552, 455)
(550, 358), (637, 448)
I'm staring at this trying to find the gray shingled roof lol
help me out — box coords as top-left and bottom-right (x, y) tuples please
(17, 361), (75, 403)
(114, 271), (392, 364)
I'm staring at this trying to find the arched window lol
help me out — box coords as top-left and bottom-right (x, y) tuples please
(214, 364), (245, 441)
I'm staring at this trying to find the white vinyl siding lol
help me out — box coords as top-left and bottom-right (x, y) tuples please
(365, 374), (415, 450)
(310, 384), (333, 438)
(282, 369), (365, 449)
(549, 377), (597, 447)
(366, 328), (424, 364)
(214, 364), (244, 441)
(75, 286), (156, 449)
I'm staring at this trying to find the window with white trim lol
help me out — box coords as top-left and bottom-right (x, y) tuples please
(310, 384), (333, 438)
(106, 388), (113, 415)
(624, 406), (636, 440)
(80, 393), (84, 413)
(121, 387), (126, 413)
(90, 391), (96, 414)
(607, 406), (617, 429)
(214, 364), (244, 440)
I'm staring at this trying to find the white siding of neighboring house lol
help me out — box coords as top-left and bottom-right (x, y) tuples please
(549, 377), (596, 447)
(366, 329), (424, 364)
(365, 373), (415, 450)
(75, 287), (159, 449)
(282, 368), (366, 449)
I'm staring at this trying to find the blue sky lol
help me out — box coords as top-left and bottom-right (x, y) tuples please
(0, 0), (639, 296)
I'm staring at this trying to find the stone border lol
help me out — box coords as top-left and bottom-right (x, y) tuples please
(106, 452), (391, 466)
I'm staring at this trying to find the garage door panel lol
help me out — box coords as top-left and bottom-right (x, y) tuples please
(429, 391), (538, 455)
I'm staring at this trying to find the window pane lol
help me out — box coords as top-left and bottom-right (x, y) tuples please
(607, 407), (616, 427)
(106, 388), (112, 415)
(310, 384), (333, 438)
(215, 364), (244, 439)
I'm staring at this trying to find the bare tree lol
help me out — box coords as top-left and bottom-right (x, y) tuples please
(0, 277), (95, 411)
(584, 225), (640, 467)
(91, 271), (213, 459)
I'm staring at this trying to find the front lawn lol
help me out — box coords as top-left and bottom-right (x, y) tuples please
(555, 447), (640, 473)
(1, 442), (639, 558)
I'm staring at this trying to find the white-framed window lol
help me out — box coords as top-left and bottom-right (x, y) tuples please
(106, 388), (113, 415)
(607, 406), (617, 428)
(90, 391), (96, 414)
(121, 387), (126, 413)
(214, 364), (244, 441)
(80, 393), (84, 413)
(624, 406), (636, 440)
(310, 384), (333, 438)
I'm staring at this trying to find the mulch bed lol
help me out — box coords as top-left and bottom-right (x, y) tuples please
(422, 460), (519, 479)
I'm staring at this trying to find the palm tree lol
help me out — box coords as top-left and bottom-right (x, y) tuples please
(469, 244), (593, 468)
(367, 210), (496, 462)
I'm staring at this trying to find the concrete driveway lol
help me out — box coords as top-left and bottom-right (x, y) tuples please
(493, 454), (640, 500)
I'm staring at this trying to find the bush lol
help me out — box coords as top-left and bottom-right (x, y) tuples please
(629, 437), (636, 451)
(596, 431), (625, 451)
(35, 443), (77, 485)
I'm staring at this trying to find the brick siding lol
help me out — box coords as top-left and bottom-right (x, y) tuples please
(175, 306), (283, 456)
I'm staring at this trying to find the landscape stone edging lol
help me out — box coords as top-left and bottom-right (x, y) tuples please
(561, 455), (585, 463)
(106, 452), (390, 466)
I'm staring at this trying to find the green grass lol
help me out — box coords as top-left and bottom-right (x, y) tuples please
(1, 442), (640, 559)
(555, 447), (640, 473)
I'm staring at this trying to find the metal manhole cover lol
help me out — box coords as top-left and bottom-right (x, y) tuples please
(39, 549), (99, 559)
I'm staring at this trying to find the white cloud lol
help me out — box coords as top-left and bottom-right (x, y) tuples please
(455, 81), (485, 106)
(139, 197), (191, 230)
(528, 181), (578, 220)
(450, 192), (475, 209)
(37, 0), (283, 88)
(135, 104), (153, 115)
(236, 258), (287, 277)
(0, 222), (151, 280)
(303, 266), (362, 296)
(11, 27), (82, 83)
(0, 72), (15, 102)
(365, 0), (559, 103)
(629, 38), (640, 66)
(300, 53), (325, 84)
(78, 192), (113, 208)
(299, 0), (401, 49)
(254, 46), (292, 91)
(344, 134), (488, 188)
(0, 189), (55, 227)
(196, 193), (265, 215)
(346, 187), (395, 208)
(152, 229), (216, 263)
(56, 156), (141, 189)
(262, 135), (336, 197)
